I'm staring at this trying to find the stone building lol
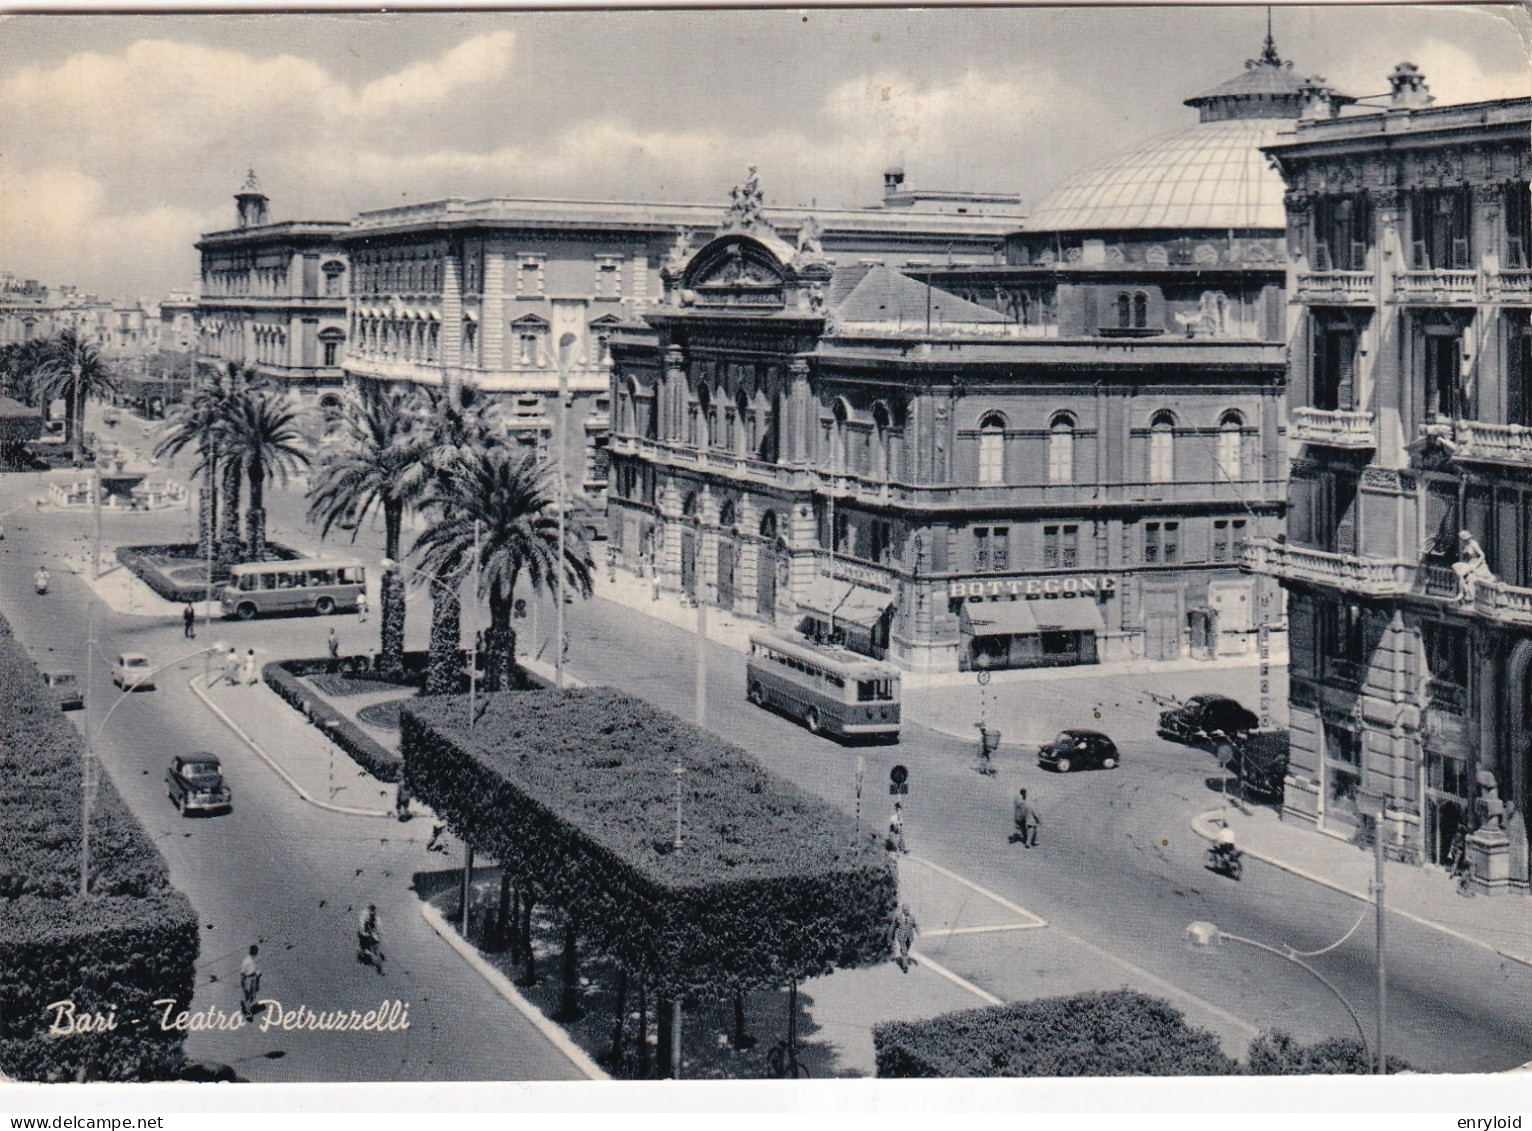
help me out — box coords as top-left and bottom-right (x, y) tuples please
(194, 171), (351, 408)
(1257, 65), (1531, 885)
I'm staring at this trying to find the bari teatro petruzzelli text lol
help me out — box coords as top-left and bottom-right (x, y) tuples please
(44, 998), (410, 1034)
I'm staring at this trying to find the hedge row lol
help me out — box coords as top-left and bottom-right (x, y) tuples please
(401, 688), (897, 998)
(873, 991), (1238, 1077)
(0, 613), (198, 1082)
(116, 542), (301, 604)
(262, 659), (402, 783)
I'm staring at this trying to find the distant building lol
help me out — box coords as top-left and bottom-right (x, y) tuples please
(1258, 67), (1531, 881)
(194, 171), (351, 408)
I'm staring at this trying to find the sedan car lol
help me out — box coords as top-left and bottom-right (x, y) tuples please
(166, 754), (232, 815)
(40, 670), (84, 711)
(1037, 728), (1119, 773)
(1157, 694), (1258, 745)
(112, 652), (155, 691)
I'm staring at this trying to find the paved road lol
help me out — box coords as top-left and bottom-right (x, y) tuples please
(0, 478), (584, 1083)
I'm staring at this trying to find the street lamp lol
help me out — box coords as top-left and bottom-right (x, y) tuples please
(381, 537), (480, 732)
(82, 636), (227, 897)
(1182, 920), (1370, 1059)
(1355, 788), (1389, 1076)
(554, 331), (578, 693)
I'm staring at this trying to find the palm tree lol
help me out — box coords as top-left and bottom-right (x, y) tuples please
(413, 448), (593, 693)
(221, 386), (311, 561)
(405, 384), (503, 695)
(155, 368), (232, 561)
(37, 330), (117, 463)
(307, 386), (426, 677)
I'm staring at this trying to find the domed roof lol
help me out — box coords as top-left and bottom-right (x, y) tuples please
(1025, 117), (1293, 233)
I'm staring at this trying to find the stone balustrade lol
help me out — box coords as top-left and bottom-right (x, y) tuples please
(1292, 406), (1376, 449)
(1240, 538), (1413, 596)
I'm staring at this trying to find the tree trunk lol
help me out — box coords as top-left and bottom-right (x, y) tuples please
(245, 473), (266, 561)
(378, 504), (406, 677)
(557, 919), (581, 1022)
(489, 870), (511, 953)
(656, 996), (673, 1078)
(484, 621), (516, 693)
(732, 992), (753, 1050)
(518, 892), (536, 987)
(63, 383), (78, 464)
(425, 572), (461, 696)
(70, 383), (84, 465)
(218, 459), (242, 565)
(635, 979), (650, 1079)
(199, 456), (218, 562)
(608, 966), (628, 1074)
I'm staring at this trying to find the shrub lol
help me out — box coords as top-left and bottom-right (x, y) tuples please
(873, 991), (1239, 1077)
(262, 660), (400, 782)
(117, 542), (302, 603)
(0, 613), (198, 1081)
(1245, 1030), (1411, 1075)
(401, 688), (897, 999)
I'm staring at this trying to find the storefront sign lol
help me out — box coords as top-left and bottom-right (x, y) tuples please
(828, 563), (893, 592)
(946, 576), (1117, 599)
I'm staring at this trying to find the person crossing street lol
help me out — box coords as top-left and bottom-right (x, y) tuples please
(1010, 788), (1040, 847)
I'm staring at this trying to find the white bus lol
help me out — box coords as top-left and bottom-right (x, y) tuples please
(220, 559), (366, 620)
(745, 631), (900, 742)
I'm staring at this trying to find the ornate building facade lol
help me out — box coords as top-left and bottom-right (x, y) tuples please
(1257, 67), (1531, 884)
(194, 172), (351, 406)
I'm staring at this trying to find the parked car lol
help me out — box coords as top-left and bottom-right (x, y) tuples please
(1038, 728), (1120, 773)
(1220, 728), (1290, 802)
(112, 652), (155, 691)
(1157, 694), (1258, 745)
(166, 754), (232, 815)
(40, 670), (84, 711)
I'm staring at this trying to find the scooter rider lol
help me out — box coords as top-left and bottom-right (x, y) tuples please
(1211, 824), (1241, 866)
(34, 566), (49, 594)
(357, 904), (384, 972)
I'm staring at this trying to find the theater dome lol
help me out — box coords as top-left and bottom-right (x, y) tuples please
(1027, 31), (1313, 235)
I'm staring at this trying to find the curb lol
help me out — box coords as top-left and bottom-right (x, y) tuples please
(190, 673), (394, 819)
(418, 900), (608, 1081)
(1189, 809), (1532, 968)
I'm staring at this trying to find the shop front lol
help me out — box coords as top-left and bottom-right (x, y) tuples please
(797, 574), (894, 659)
(952, 575), (1113, 671)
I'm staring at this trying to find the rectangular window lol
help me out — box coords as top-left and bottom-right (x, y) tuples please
(1423, 329), (1467, 421)
(1162, 521), (1179, 563)
(1422, 621), (1469, 686)
(1045, 524), (1079, 568)
(1410, 187), (1473, 270)
(833, 511), (850, 554)
(1312, 323), (1357, 412)
(1043, 524), (1059, 568)
(1324, 723), (1362, 768)
(1144, 522), (1160, 565)
(974, 527), (991, 572)
(1213, 520), (1230, 563)
(870, 519), (893, 564)
(1507, 182), (1531, 269)
(1312, 194), (1372, 271)
(992, 526), (1010, 571)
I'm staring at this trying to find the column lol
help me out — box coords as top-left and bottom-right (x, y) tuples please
(441, 242), (463, 388)
(787, 359), (811, 466)
(664, 346), (686, 442)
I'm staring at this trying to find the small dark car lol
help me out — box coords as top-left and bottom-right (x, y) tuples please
(1038, 728), (1119, 773)
(41, 670), (84, 711)
(166, 754), (232, 815)
(1157, 694), (1258, 745)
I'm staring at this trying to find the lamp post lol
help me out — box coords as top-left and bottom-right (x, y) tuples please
(554, 332), (578, 693)
(1355, 789), (1389, 1075)
(1183, 920), (1370, 1059)
(83, 637), (227, 896)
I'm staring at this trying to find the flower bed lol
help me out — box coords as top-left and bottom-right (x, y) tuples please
(263, 659), (401, 783)
(0, 613), (198, 1081)
(401, 688), (897, 1000)
(117, 542), (301, 604)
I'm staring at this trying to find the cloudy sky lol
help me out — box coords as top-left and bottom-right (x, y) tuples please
(0, 3), (1526, 301)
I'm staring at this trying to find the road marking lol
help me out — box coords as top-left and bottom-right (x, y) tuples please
(922, 922), (1047, 939)
(905, 950), (1004, 1006)
(907, 855), (1049, 928)
(189, 674), (393, 819)
(419, 901), (607, 1080)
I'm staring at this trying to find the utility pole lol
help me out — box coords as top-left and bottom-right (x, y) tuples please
(81, 602), (94, 898)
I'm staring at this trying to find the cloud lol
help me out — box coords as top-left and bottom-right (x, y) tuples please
(357, 31), (516, 114)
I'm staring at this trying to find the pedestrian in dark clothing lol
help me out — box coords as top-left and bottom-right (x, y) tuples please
(183, 602), (197, 639)
(327, 628), (340, 674)
(239, 944), (262, 1020)
(1011, 788), (1040, 847)
(891, 904), (918, 973)
(886, 801), (907, 855)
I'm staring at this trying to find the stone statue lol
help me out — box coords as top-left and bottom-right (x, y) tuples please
(1477, 770), (1505, 832)
(1452, 531), (1494, 603)
(727, 165), (765, 230)
(796, 215), (825, 258)
(666, 227), (692, 273)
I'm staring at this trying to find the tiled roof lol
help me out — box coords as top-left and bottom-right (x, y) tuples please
(1185, 61), (1307, 105)
(1025, 118), (1292, 233)
(832, 264), (1007, 325)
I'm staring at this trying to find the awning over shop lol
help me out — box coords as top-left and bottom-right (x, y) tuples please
(798, 577), (893, 628)
(961, 600), (1040, 637)
(1030, 597), (1106, 634)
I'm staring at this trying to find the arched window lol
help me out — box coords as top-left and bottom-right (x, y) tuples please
(1048, 414), (1075, 484)
(682, 492), (698, 520)
(978, 412), (1007, 485)
(697, 386), (713, 448)
(1149, 412), (1176, 483)
(759, 510), (778, 540)
(1117, 292), (1132, 329)
(1133, 291), (1149, 329)
(736, 388), (750, 454)
(831, 398), (851, 472)
(718, 499), (736, 530)
(1217, 411), (1245, 481)
(872, 401), (892, 480)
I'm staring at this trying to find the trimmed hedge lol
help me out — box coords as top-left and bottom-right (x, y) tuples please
(0, 613), (198, 1081)
(262, 660), (401, 783)
(1246, 1030), (1412, 1075)
(401, 688), (897, 998)
(872, 991), (1238, 1077)
(117, 542), (301, 604)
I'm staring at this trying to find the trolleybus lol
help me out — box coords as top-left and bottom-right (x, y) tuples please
(220, 559), (367, 620)
(745, 631), (900, 742)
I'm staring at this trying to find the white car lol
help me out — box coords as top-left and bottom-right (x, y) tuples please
(112, 652), (155, 691)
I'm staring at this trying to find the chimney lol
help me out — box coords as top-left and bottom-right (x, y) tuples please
(1388, 62), (1434, 110)
(883, 167), (906, 198)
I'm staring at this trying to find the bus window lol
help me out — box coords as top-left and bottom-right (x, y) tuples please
(312, 569), (336, 586)
(338, 566), (362, 584)
(857, 679), (893, 702)
(260, 573), (278, 590)
(829, 674), (845, 689)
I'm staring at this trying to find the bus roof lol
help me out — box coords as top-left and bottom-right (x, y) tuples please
(748, 631), (899, 677)
(227, 558), (365, 573)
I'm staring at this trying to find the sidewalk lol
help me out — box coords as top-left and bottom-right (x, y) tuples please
(1190, 804), (1532, 967)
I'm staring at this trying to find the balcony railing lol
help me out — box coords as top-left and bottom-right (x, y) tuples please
(1240, 538), (1414, 596)
(1295, 271), (1376, 304)
(1487, 269), (1532, 300)
(1445, 420), (1532, 467)
(1292, 406), (1376, 450)
(1426, 679), (1467, 715)
(1474, 579), (1532, 628)
(1413, 561), (1461, 603)
(1392, 270), (1479, 302)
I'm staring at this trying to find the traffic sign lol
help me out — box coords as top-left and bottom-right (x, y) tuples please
(890, 764), (909, 795)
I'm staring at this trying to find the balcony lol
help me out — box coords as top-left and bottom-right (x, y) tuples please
(1240, 538), (1414, 597)
(1426, 679), (1467, 715)
(1295, 271), (1376, 305)
(1292, 406), (1376, 450)
(1487, 269), (1532, 303)
(1444, 420), (1532, 468)
(1473, 579), (1532, 628)
(1413, 561), (1462, 603)
(1392, 270), (1479, 304)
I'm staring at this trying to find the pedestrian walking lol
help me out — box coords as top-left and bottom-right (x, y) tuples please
(242, 648), (258, 687)
(356, 590), (368, 623)
(394, 780), (411, 822)
(239, 944), (262, 1021)
(327, 628), (340, 674)
(886, 801), (907, 855)
(221, 647), (241, 688)
(183, 602), (197, 640)
(1010, 788), (1040, 847)
(891, 904), (918, 973)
